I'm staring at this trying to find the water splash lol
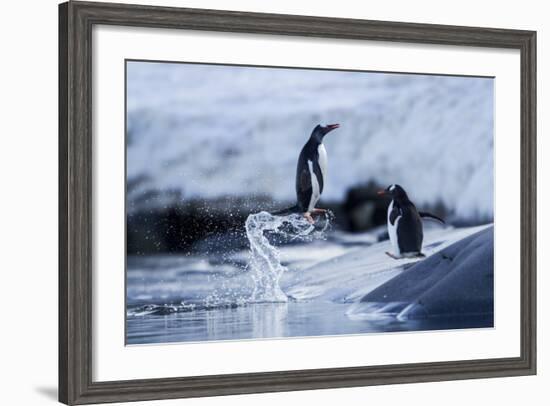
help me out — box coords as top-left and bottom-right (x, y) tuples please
(126, 211), (333, 317)
(245, 211), (331, 303)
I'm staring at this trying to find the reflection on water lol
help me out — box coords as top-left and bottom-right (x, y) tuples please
(126, 301), (491, 345)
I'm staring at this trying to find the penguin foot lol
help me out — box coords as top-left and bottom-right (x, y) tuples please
(385, 251), (401, 260)
(303, 212), (315, 224)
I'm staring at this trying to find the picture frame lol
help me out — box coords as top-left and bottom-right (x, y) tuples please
(59, 1), (537, 404)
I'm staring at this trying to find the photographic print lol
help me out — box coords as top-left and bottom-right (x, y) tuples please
(125, 60), (494, 345)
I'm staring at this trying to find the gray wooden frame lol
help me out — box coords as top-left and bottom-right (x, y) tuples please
(59, 1), (536, 404)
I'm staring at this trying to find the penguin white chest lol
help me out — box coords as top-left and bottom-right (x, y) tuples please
(317, 143), (328, 182)
(387, 200), (402, 255)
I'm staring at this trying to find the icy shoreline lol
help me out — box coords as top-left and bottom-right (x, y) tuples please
(126, 223), (495, 343)
(127, 224), (493, 316)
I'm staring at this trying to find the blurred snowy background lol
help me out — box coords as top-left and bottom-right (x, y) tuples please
(126, 61), (493, 254)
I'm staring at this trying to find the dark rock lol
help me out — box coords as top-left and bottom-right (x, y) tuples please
(344, 181), (389, 231)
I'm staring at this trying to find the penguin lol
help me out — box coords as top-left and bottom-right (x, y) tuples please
(377, 184), (445, 259)
(272, 123), (339, 223)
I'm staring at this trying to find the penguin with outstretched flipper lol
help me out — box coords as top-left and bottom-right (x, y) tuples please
(272, 123), (339, 224)
(378, 184), (445, 259)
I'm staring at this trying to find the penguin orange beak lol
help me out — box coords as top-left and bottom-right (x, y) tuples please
(326, 123), (340, 131)
(377, 190), (387, 196)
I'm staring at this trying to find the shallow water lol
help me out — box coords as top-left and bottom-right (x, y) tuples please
(126, 301), (492, 345)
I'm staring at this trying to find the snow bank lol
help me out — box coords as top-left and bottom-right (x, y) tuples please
(127, 61), (494, 222)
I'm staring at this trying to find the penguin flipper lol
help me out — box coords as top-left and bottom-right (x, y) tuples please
(296, 167), (313, 211)
(298, 167), (312, 193)
(388, 205), (401, 225)
(419, 211), (445, 224)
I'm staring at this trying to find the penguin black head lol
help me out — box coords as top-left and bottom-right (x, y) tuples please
(377, 184), (409, 201)
(310, 123), (340, 143)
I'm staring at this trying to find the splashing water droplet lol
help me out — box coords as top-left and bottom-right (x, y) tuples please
(245, 211), (331, 303)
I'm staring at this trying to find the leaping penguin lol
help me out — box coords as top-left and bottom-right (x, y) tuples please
(378, 184), (445, 259)
(272, 123), (339, 223)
